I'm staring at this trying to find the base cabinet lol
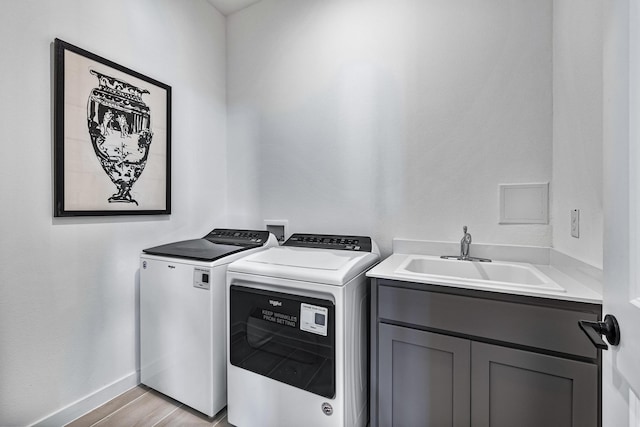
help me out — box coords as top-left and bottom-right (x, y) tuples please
(371, 279), (601, 427)
(471, 341), (598, 427)
(378, 324), (470, 427)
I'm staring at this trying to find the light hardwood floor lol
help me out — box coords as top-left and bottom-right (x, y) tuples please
(65, 385), (232, 427)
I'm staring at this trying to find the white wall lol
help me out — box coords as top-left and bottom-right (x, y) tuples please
(552, 0), (604, 268)
(0, 1), (226, 425)
(227, 0), (554, 255)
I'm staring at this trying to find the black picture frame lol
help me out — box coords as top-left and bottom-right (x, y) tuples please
(54, 38), (171, 217)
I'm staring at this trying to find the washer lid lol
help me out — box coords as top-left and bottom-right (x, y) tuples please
(142, 228), (271, 261)
(142, 239), (258, 262)
(228, 246), (380, 286)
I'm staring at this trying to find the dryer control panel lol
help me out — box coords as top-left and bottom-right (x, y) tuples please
(283, 233), (372, 252)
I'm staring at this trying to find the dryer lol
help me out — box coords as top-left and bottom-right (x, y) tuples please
(226, 233), (380, 427)
(140, 228), (277, 417)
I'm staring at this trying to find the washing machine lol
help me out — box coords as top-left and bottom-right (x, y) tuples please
(140, 228), (278, 417)
(226, 233), (380, 427)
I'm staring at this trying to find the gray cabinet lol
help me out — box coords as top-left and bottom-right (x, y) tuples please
(370, 279), (601, 427)
(471, 341), (598, 427)
(378, 324), (470, 427)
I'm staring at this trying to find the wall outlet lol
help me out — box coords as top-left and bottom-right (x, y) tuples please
(571, 209), (580, 238)
(264, 219), (288, 244)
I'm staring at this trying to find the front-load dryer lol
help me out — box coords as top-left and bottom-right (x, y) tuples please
(226, 233), (380, 427)
(140, 228), (277, 417)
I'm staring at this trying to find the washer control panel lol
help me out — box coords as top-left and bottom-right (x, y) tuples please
(283, 233), (372, 252)
(205, 228), (270, 246)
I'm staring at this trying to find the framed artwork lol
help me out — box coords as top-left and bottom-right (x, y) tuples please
(54, 38), (171, 216)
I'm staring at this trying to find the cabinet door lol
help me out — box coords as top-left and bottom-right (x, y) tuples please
(471, 342), (598, 427)
(378, 324), (471, 427)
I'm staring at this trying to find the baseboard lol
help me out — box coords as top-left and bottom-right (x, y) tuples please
(29, 371), (139, 427)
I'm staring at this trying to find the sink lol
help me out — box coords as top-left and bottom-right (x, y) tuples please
(394, 255), (565, 293)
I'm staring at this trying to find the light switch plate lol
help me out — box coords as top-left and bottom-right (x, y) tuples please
(571, 209), (580, 238)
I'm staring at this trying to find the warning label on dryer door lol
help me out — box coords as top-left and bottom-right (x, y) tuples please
(300, 303), (328, 336)
(260, 309), (297, 327)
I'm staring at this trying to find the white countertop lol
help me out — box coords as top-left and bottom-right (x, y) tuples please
(367, 239), (603, 304)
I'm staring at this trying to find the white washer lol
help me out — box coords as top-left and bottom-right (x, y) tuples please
(140, 228), (277, 417)
(226, 233), (380, 427)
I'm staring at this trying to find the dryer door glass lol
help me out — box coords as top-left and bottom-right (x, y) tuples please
(229, 285), (335, 398)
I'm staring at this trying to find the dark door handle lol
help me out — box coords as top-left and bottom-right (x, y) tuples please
(578, 314), (620, 350)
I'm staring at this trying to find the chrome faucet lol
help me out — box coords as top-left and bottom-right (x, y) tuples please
(440, 226), (491, 262)
(460, 226), (472, 260)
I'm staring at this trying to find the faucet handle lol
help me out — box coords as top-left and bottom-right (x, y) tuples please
(462, 226), (471, 244)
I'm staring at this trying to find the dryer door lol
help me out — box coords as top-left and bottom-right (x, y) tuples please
(229, 285), (336, 398)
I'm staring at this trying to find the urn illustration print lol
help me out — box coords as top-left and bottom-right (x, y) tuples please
(87, 70), (153, 205)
